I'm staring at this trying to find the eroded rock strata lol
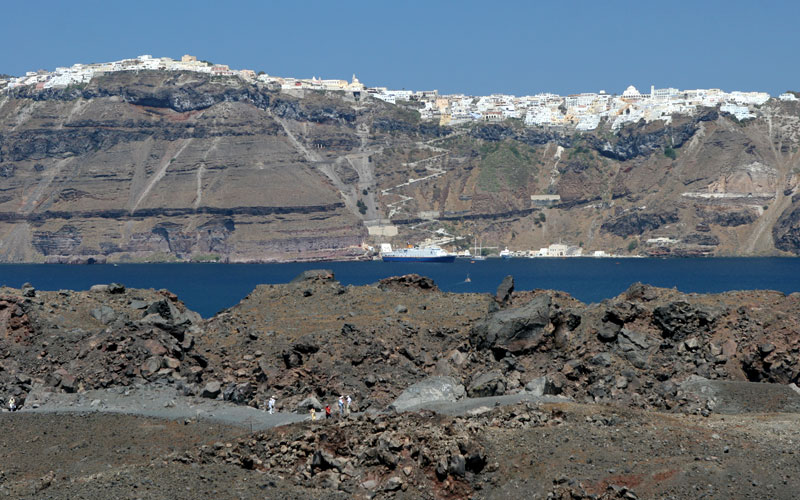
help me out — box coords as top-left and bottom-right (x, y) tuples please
(2, 72), (800, 261)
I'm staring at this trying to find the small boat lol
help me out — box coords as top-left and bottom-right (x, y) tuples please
(381, 245), (456, 263)
(465, 274), (471, 283)
(471, 236), (487, 261)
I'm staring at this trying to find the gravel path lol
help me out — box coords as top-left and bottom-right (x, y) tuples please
(18, 385), (306, 430)
(15, 384), (572, 429)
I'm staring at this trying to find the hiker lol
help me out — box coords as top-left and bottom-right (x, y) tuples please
(268, 396), (276, 415)
(325, 404), (332, 419)
(310, 408), (316, 421)
(346, 395), (352, 415)
(8, 397), (16, 412)
(338, 395), (344, 416)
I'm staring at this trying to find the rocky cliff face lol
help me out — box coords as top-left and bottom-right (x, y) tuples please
(1, 72), (800, 261)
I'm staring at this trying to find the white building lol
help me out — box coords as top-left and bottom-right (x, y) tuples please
(720, 103), (754, 121)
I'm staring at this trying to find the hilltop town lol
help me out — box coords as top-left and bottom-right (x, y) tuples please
(2, 54), (800, 263)
(3, 53), (798, 131)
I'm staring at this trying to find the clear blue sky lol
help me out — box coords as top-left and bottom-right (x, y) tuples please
(2, 0), (798, 96)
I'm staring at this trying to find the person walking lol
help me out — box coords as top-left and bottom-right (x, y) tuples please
(338, 395), (344, 416)
(268, 396), (276, 415)
(310, 408), (316, 421)
(346, 395), (352, 416)
(8, 397), (16, 412)
(325, 405), (332, 420)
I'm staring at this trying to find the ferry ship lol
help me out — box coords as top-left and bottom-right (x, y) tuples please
(499, 247), (512, 259)
(381, 245), (456, 263)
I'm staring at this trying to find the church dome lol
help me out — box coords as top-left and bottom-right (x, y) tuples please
(622, 85), (640, 97)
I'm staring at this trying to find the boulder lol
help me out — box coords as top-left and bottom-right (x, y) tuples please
(108, 283), (126, 294)
(89, 284), (109, 293)
(143, 339), (168, 357)
(90, 305), (116, 325)
(383, 476), (404, 492)
(201, 381), (222, 399)
(21, 283), (36, 297)
(525, 376), (561, 396)
(223, 382), (253, 404)
(448, 454), (466, 477)
(467, 371), (506, 397)
(597, 320), (621, 342)
(59, 372), (77, 393)
(163, 356), (180, 370)
(282, 350), (304, 369)
(129, 299), (149, 310)
(471, 294), (552, 354)
(296, 395), (324, 412)
(495, 275), (514, 305)
(617, 328), (651, 368)
(140, 356), (162, 378)
(389, 376), (465, 412)
(311, 449), (344, 473)
(141, 299), (198, 337)
(590, 352), (613, 367)
(459, 440), (487, 473)
(617, 328), (650, 351)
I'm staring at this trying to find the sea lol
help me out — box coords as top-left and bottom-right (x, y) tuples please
(1, 258), (800, 318)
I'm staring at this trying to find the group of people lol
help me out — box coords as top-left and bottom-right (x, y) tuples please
(311, 395), (353, 421)
(265, 394), (353, 421)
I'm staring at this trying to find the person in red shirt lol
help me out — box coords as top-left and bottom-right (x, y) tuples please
(325, 405), (332, 419)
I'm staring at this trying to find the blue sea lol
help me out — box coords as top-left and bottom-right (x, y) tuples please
(1, 258), (799, 318)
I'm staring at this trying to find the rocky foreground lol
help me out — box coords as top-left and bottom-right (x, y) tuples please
(1, 271), (800, 498)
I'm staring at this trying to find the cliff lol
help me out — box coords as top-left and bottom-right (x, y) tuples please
(1, 71), (800, 261)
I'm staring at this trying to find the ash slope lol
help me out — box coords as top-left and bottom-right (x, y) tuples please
(2, 72), (800, 262)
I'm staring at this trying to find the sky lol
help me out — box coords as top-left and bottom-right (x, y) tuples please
(2, 0), (799, 97)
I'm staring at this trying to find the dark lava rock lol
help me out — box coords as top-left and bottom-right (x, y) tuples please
(467, 371), (506, 397)
(773, 200), (800, 254)
(702, 208), (758, 227)
(683, 233), (720, 246)
(290, 269), (335, 283)
(108, 283), (126, 294)
(21, 283), (36, 297)
(597, 320), (621, 342)
(282, 350), (304, 369)
(496, 275), (514, 305)
(223, 382), (253, 404)
(601, 209), (680, 238)
(471, 294), (552, 355)
(652, 301), (720, 339)
(448, 454), (466, 477)
(341, 323), (359, 335)
(378, 274), (438, 291)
